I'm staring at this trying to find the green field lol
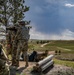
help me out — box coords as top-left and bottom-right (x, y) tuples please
(29, 40), (74, 52)
(29, 40), (74, 68)
(44, 40), (74, 52)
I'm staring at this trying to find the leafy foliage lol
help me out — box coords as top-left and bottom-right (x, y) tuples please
(0, 0), (30, 26)
(9, 0), (30, 24)
(0, 0), (30, 38)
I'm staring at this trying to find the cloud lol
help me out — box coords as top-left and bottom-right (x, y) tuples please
(60, 29), (74, 40)
(30, 26), (74, 40)
(26, 0), (74, 40)
(29, 25), (49, 40)
(65, 3), (74, 7)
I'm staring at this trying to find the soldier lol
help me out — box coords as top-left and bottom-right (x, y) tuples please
(15, 20), (30, 68)
(0, 44), (10, 75)
(6, 21), (31, 69)
(6, 25), (18, 67)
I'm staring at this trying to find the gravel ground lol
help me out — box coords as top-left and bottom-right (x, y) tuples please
(20, 62), (74, 75)
(44, 65), (74, 75)
(10, 61), (74, 75)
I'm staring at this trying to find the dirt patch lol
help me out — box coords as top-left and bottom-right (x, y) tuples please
(41, 43), (48, 47)
(45, 65), (74, 75)
(10, 61), (74, 75)
(48, 51), (55, 55)
(20, 62), (74, 75)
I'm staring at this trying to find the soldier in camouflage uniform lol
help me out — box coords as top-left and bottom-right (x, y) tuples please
(15, 21), (30, 67)
(6, 21), (30, 68)
(6, 25), (18, 67)
(0, 44), (10, 75)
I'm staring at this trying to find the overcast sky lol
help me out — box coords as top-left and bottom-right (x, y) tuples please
(25, 0), (74, 40)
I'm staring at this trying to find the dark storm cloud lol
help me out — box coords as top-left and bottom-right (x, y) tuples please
(25, 0), (74, 35)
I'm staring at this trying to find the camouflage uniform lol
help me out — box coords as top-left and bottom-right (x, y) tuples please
(6, 26), (18, 66)
(6, 21), (30, 67)
(16, 21), (30, 67)
(11, 30), (18, 66)
(0, 44), (10, 75)
(6, 30), (12, 56)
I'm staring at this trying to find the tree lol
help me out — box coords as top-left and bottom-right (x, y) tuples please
(0, 0), (13, 40)
(0, 0), (30, 38)
(0, 0), (13, 27)
(36, 41), (39, 44)
(9, 0), (30, 24)
(55, 50), (57, 55)
(0, 0), (30, 27)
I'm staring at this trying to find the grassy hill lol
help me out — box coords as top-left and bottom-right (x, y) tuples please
(29, 40), (74, 52)
(29, 40), (74, 68)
